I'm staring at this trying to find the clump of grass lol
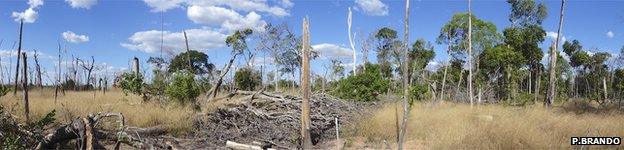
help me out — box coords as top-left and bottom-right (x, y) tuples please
(347, 101), (624, 149)
(0, 88), (195, 135)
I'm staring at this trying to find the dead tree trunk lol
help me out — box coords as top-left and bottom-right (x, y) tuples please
(208, 54), (239, 99)
(546, 0), (565, 107)
(184, 30), (192, 71)
(300, 17), (313, 149)
(55, 42), (62, 103)
(13, 20), (24, 95)
(34, 50), (42, 91)
(78, 56), (95, 89)
(534, 68), (541, 102)
(22, 52), (29, 124)
(347, 7), (357, 75)
(398, 0), (410, 149)
(468, 0), (474, 107)
(133, 57), (139, 75)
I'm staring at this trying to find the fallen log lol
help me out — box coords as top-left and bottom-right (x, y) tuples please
(226, 140), (276, 150)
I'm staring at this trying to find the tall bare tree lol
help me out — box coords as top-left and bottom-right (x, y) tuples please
(468, 0), (474, 107)
(34, 50), (42, 90)
(13, 20), (24, 95)
(300, 17), (313, 149)
(546, 0), (565, 107)
(78, 56), (95, 89)
(21, 52), (29, 123)
(398, 0), (410, 149)
(348, 7), (357, 75)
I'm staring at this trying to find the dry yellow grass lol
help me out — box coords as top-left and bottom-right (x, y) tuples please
(0, 88), (196, 135)
(346, 101), (624, 149)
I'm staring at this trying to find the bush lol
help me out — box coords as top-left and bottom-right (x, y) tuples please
(332, 63), (390, 102)
(234, 68), (261, 91)
(277, 79), (298, 89)
(165, 71), (200, 104)
(117, 72), (145, 96)
(0, 85), (10, 97)
(409, 83), (430, 105)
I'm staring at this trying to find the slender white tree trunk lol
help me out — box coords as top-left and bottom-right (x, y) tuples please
(546, 0), (565, 107)
(348, 7), (357, 75)
(398, 0), (410, 149)
(468, 0), (474, 107)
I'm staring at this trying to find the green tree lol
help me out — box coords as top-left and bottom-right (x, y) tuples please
(374, 27), (398, 79)
(168, 50), (215, 75)
(437, 13), (501, 62)
(165, 71), (200, 104)
(507, 0), (548, 27)
(234, 68), (262, 91)
(332, 63), (390, 102)
(479, 45), (525, 101)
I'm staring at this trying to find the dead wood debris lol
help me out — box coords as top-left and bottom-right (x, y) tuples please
(193, 90), (367, 149)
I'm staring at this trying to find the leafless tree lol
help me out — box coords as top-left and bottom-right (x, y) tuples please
(546, 0), (565, 107)
(78, 56), (95, 89)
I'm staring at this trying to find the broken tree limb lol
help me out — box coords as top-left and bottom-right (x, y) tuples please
(207, 53), (239, 99)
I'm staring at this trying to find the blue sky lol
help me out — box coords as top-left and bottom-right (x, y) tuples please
(0, 0), (622, 84)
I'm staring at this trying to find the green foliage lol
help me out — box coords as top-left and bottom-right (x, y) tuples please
(61, 79), (76, 90)
(613, 69), (624, 97)
(562, 40), (582, 56)
(570, 51), (590, 68)
(437, 13), (501, 61)
(196, 76), (212, 94)
(168, 50), (215, 74)
(234, 68), (262, 91)
(226, 29), (254, 54)
(165, 71), (200, 104)
(117, 72), (144, 96)
(408, 83), (430, 105)
(410, 39), (436, 70)
(30, 109), (56, 129)
(332, 63), (390, 102)
(277, 79), (298, 88)
(1, 133), (24, 150)
(507, 0), (548, 26)
(503, 25), (545, 68)
(0, 85), (10, 97)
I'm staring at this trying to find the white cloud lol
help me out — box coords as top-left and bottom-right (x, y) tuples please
(65, 0), (98, 9)
(121, 28), (227, 54)
(62, 31), (90, 43)
(188, 0), (290, 17)
(280, 0), (294, 8)
(312, 43), (353, 59)
(606, 31), (614, 38)
(426, 61), (441, 71)
(354, 0), (389, 16)
(0, 50), (46, 58)
(545, 31), (567, 43)
(143, 0), (185, 12)
(11, 0), (44, 23)
(187, 5), (267, 32)
(142, 0), (289, 33)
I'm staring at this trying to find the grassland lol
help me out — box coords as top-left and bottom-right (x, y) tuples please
(0, 88), (196, 135)
(345, 100), (624, 149)
(2, 89), (623, 149)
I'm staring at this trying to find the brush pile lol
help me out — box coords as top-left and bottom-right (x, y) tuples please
(192, 90), (367, 149)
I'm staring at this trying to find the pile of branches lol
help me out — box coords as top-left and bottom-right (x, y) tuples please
(193, 90), (367, 149)
(0, 106), (175, 149)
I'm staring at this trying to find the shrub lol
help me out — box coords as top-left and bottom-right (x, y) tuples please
(234, 68), (261, 91)
(277, 79), (298, 89)
(0, 85), (10, 97)
(117, 72), (145, 96)
(165, 71), (200, 104)
(332, 63), (390, 102)
(408, 83), (430, 105)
